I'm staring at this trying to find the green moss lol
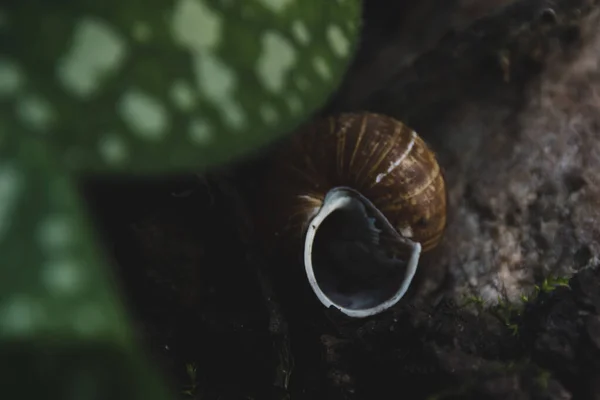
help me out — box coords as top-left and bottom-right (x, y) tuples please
(534, 274), (571, 294)
(535, 368), (552, 390)
(460, 294), (485, 309)
(460, 272), (572, 337)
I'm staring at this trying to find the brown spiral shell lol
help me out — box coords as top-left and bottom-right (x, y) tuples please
(256, 112), (447, 255)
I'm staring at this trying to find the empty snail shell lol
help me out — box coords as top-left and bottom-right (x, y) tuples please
(257, 112), (447, 318)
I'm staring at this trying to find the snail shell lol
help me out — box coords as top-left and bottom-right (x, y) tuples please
(257, 112), (447, 318)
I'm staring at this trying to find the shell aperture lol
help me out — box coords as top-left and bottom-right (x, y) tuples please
(304, 187), (421, 318)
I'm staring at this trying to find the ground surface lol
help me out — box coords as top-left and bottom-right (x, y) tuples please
(81, 1), (600, 399)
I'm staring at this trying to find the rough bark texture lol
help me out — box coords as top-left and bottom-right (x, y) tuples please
(81, 0), (600, 399)
(327, 0), (600, 304)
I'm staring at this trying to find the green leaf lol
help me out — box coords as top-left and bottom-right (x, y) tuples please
(1, 0), (362, 174)
(0, 133), (173, 399)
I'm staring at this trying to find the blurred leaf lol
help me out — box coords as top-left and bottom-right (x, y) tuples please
(0, 133), (172, 399)
(1, 0), (361, 174)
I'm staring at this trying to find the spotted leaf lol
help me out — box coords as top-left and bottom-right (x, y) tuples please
(0, 133), (172, 399)
(1, 0), (361, 173)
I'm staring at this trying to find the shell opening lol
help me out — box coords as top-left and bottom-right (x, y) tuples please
(304, 187), (421, 318)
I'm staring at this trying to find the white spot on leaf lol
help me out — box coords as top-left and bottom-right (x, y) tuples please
(169, 80), (196, 111)
(256, 31), (296, 93)
(16, 94), (54, 132)
(38, 216), (72, 251)
(99, 134), (127, 165)
(42, 259), (82, 295)
(313, 56), (331, 80)
(194, 53), (245, 129)
(221, 100), (246, 130)
(195, 53), (246, 129)
(172, 0), (222, 52)
(195, 53), (235, 101)
(57, 17), (126, 98)
(189, 118), (213, 144)
(118, 89), (169, 140)
(0, 296), (42, 336)
(257, 0), (293, 12)
(291, 21), (310, 44)
(327, 25), (350, 57)
(0, 58), (24, 97)
(0, 164), (22, 240)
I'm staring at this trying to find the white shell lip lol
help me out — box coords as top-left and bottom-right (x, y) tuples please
(303, 186), (421, 318)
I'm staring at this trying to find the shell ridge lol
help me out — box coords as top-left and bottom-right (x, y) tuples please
(348, 114), (368, 174)
(355, 140), (380, 187)
(371, 129), (417, 188)
(365, 124), (403, 187)
(401, 160), (441, 201)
